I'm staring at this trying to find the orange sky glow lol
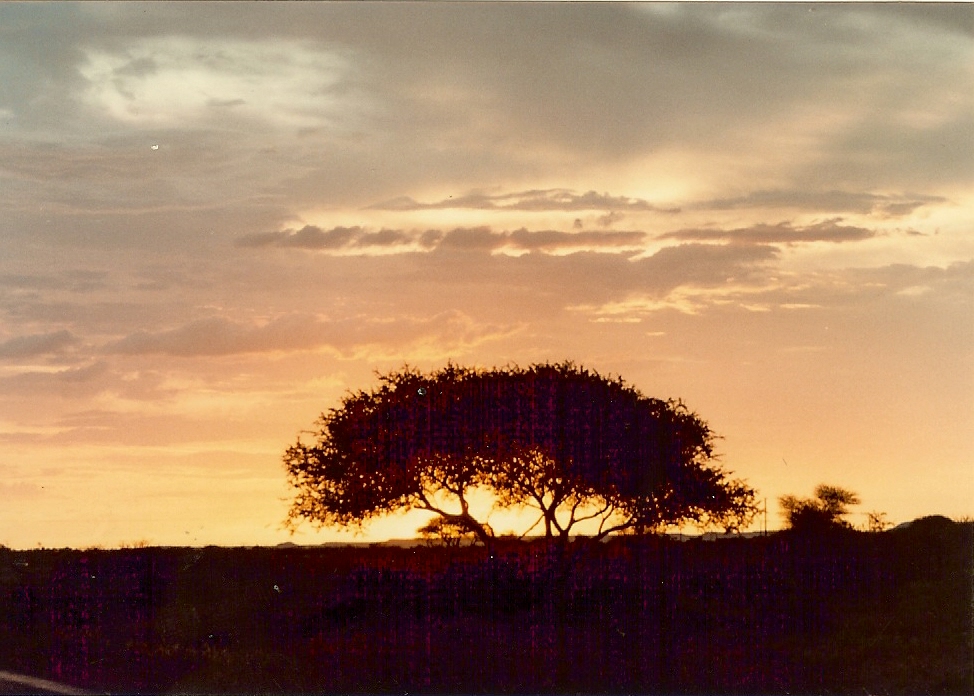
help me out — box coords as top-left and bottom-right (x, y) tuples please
(0, 2), (971, 549)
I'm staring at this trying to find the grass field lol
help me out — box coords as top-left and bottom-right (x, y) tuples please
(1, 517), (970, 694)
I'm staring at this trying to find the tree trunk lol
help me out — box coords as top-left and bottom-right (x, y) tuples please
(437, 510), (493, 547)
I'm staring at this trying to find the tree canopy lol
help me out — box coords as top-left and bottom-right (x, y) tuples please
(779, 484), (861, 533)
(284, 362), (757, 545)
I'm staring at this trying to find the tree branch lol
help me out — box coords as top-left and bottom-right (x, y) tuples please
(414, 488), (493, 545)
(519, 512), (546, 539)
(594, 518), (640, 541)
(551, 514), (565, 534)
(574, 501), (615, 527)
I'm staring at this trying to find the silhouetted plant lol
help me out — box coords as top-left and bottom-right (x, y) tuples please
(418, 517), (481, 547)
(779, 484), (861, 533)
(865, 510), (892, 533)
(284, 362), (758, 546)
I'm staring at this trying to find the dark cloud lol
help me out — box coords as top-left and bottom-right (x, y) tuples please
(419, 229), (444, 249)
(0, 330), (79, 359)
(289, 225), (359, 250)
(237, 226), (364, 250)
(0, 2), (967, 214)
(369, 189), (679, 213)
(353, 229), (411, 247)
(660, 220), (874, 245)
(437, 227), (498, 251)
(0, 2), (967, 239)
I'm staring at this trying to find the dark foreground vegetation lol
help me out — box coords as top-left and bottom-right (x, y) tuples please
(1, 517), (970, 695)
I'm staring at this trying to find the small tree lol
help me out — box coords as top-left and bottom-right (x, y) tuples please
(865, 510), (892, 532)
(779, 484), (861, 533)
(418, 517), (482, 547)
(284, 362), (758, 546)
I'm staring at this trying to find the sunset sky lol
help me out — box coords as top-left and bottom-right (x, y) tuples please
(0, 2), (971, 549)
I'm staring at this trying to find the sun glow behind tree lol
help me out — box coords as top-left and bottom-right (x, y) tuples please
(284, 362), (757, 545)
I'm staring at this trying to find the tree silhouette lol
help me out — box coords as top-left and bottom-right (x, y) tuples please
(865, 510), (892, 533)
(418, 517), (481, 547)
(284, 362), (757, 545)
(779, 484), (861, 533)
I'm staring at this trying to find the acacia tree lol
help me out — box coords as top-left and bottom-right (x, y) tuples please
(284, 362), (757, 545)
(418, 518), (481, 547)
(779, 484), (861, 533)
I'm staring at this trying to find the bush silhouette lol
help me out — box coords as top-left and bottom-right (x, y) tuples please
(780, 484), (860, 533)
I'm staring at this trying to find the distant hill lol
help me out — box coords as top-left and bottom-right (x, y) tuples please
(892, 514), (956, 531)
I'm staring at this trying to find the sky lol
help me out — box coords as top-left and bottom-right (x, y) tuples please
(0, 2), (971, 549)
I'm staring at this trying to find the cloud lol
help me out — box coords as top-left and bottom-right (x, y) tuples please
(237, 225), (363, 250)
(353, 229), (411, 247)
(570, 257), (974, 322)
(0, 361), (111, 397)
(238, 224), (649, 255)
(419, 230), (444, 249)
(0, 330), (79, 359)
(236, 225), (426, 251)
(436, 227), (498, 252)
(858, 260), (974, 302)
(632, 243), (780, 287)
(381, 241), (783, 324)
(76, 37), (359, 130)
(369, 188), (679, 213)
(508, 229), (647, 252)
(105, 315), (321, 357)
(659, 220), (875, 245)
(102, 311), (517, 358)
(693, 190), (948, 217)
(2, 3), (968, 226)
